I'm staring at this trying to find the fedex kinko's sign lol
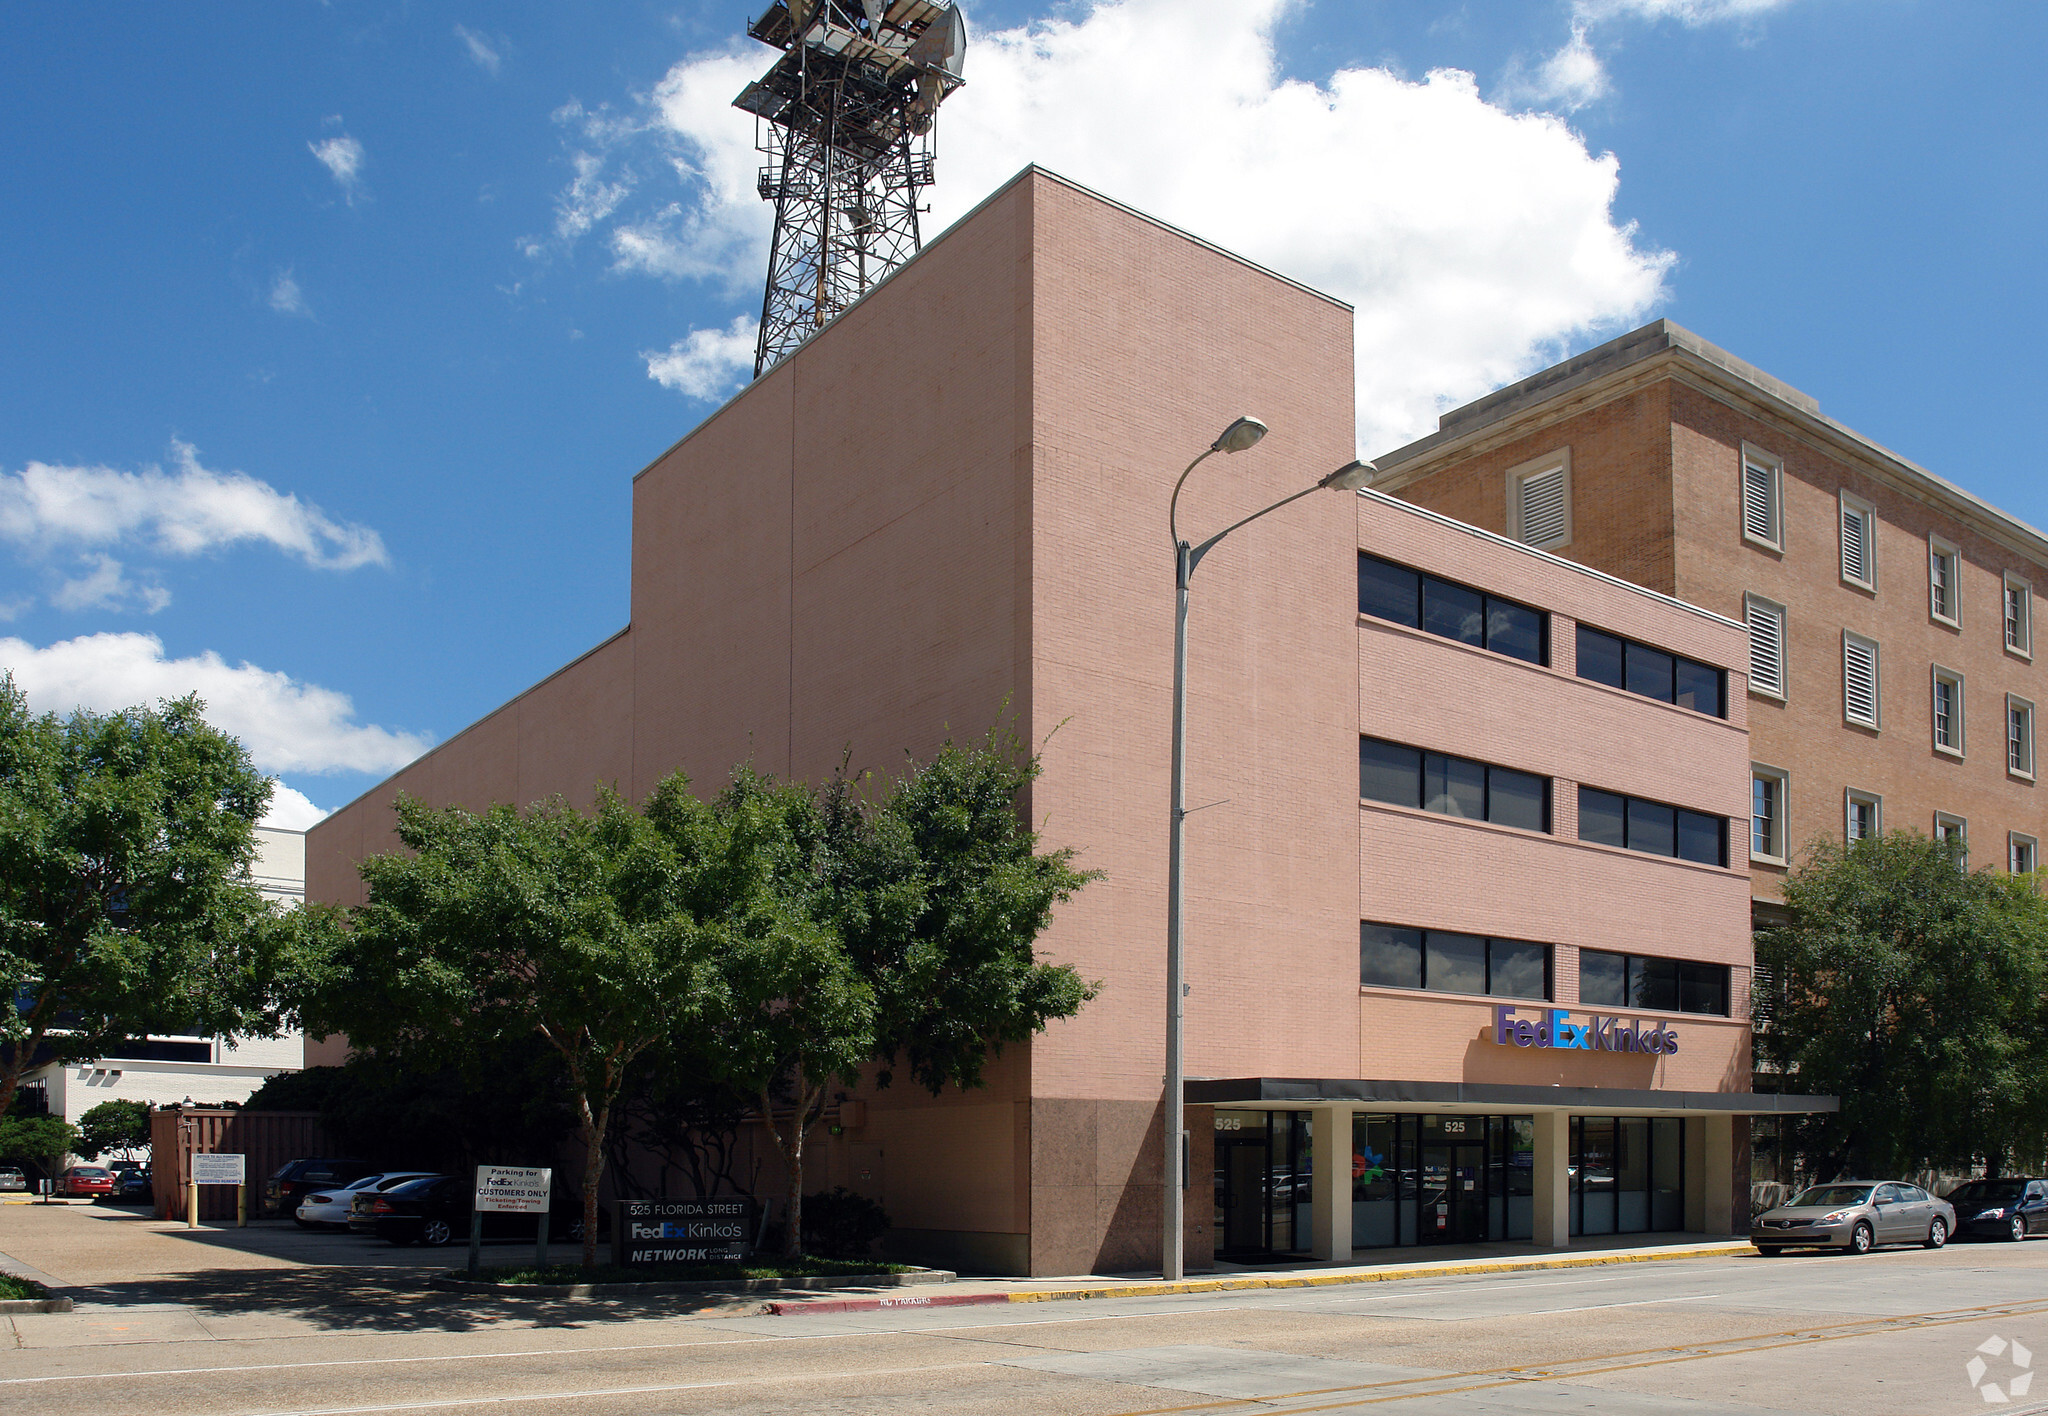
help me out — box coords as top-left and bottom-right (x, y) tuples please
(1492, 1006), (1680, 1055)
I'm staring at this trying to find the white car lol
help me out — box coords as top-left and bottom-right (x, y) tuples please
(296, 1172), (438, 1229)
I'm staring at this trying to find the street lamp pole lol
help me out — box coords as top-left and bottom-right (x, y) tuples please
(1162, 423), (1373, 1282)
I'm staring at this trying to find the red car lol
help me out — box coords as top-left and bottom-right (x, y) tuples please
(58, 1166), (115, 1198)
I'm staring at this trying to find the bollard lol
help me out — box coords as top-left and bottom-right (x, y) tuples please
(535, 1212), (548, 1272)
(467, 1210), (484, 1280)
(187, 1181), (198, 1229)
(237, 1183), (247, 1228)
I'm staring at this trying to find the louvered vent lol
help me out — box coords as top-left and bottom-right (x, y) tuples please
(1743, 460), (1778, 543)
(1841, 506), (1868, 583)
(1747, 598), (1784, 695)
(1844, 636), (1878, 725)
(1516, 467), (1568, 548)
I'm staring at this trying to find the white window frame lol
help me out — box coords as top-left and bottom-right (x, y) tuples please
(1505, 448), (1572, 552)
(1745, 593), (1788, 701)
(1932, 665), (1966, 756)
(1929, 535), (1961, 627)
(2008, 694), (2036, 780)
(1844, 788), (1882, 844)
(2005, 572), (2033, 659)
(1934, 811), (1969, 867)
(1838, 491), (1876, 591)
(2011, 832), (2039, 877)
(1751, 763), (1790, 866)
(1842, 631), (1881, 729)
(1741, 444), (1785, 552)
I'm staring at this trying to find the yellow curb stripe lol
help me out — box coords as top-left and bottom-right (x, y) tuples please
(1003, 1244), (1753, 1303)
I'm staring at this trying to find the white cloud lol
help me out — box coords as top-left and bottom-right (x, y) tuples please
(0, 632), (433, 776)
(0, 441), (387, 570)
(50, 555), (170, 615)
(555, 150), (632, 244)
(262, 782), (330, 831)
(309, 134), (367, 201)
(1505, 24), (1611, 111)
(454, 24), (503, 76)
(601, 0), (1673, 450)
(1575, 0), (1792, 22)
(269, 269), (311, 317)
(643, 314), (759, 401)
(1512, 0), (1799, 113)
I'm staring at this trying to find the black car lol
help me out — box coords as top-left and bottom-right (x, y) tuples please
(263, 1158), (378, 1218)
(1944, 1177), (2048, 1242)
(367, 1175), (602, 1248)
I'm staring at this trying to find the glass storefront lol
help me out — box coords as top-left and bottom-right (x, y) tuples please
(1213, 1109), (1687, 1258)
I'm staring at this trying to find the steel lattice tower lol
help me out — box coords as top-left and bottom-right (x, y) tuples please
(735, 1), (966, 377)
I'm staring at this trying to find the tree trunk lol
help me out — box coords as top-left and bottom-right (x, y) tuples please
(581, 1101), (610, 1269)
(762, 1075), (824, 1262)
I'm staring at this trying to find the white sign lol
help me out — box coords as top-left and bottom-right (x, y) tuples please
(190, 1153), (245, 1184)
(474, 1165), (551, 1214)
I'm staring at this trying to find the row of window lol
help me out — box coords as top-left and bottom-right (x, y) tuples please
(1745, 595), (2038, 773)
(1359, 923), (1733, 1015)
(1749, 769), (2041, 873)
(1741, 445), (2037, 653)
(1358, 554), (1546, 664)
(1578, 788), (1727, 867)
(1359, 739), (1549, 832)
(1575, 626), (1725, 718)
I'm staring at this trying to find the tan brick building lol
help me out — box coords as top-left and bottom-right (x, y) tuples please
(309, 173), (1827, 1276)
(1373, 321), (2048, 920)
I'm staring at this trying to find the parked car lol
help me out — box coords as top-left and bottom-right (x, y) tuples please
(1943, 1177), (2048, 1242)
(1752, 1180), (1955, 1254)
(297, 1171), (439, 1229)
(115, 1167), (153, 1204)
(368, 1175), (599, 1247)
(263, 1158), (378, 1218)
(57, 1166), (116, 1199)
(0, 1168), (25, 1193)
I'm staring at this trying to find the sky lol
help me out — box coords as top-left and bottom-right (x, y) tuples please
(3, 0), (2043, 831)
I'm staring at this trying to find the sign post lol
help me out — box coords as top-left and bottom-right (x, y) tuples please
(188, 1153), (246, 1229)
(472, 1166), (551, 1279)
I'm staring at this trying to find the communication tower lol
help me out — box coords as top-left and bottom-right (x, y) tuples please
(735, 1), (968, 377)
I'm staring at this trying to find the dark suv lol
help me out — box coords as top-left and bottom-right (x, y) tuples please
(263, 1158), (377, 1218)
(1945, 1177), (2048, 1242)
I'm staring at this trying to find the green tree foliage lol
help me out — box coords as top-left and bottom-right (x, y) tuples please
(1755, 831), (2048, 1178)
(0, 1116), (79, 1183)
(0, 678), (296, 1119)
(75, 1098), (151, 1161)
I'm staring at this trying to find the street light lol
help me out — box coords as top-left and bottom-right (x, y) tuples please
(1162, 423), (1374, 1282)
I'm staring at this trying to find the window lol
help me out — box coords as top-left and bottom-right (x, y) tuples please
(2006, 575), (2033, 657)
(1579, 950), (1731, 1016)
(2010, 833), (2038, 876)
(1932, 666), (1965, 755)
(1577, 786), (1726, 866)
(1507, 451), (1571, 551)
(1744, 594), (1786, 699)
(1357, 554), (1547, 665)
(1751, 766), (1789, 863)
(1575, 625), (1725, 717)
(1845, 789), (1881, 844)
(1741, 445), (1783, 550)
(1934, 812), (1968, 866)
(1359, 924), (1551, 1000)
(1842, 632), (1880, 728)
(2009, 696), (2035, 778)
(1359, 738), (1550, 832)
(1929, 537), (1960, 624)
(1839, 493), (1875, 589)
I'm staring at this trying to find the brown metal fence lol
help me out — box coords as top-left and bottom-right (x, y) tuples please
(148, 1107), (336, 1221)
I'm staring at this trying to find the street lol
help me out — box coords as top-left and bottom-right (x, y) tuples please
(3, 1205), (2047, 1414)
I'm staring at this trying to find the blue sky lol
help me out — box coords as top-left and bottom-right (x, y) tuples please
(2, 0), (2040, 826)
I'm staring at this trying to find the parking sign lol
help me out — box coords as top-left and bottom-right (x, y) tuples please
(474, 1165), (551, 1213)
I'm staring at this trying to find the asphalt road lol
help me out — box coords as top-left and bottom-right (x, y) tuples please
(6, 1206), (2048, 1415)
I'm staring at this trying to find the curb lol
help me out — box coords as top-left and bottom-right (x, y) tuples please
(765, 1290), (1010, 1316)
(1004, 1244), (1757, 1304)
(0, 1298), (72, 1313)
(428, 1267), (956, 1299)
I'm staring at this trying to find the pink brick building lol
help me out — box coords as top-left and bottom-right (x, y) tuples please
(307, 169), (1825, 1276)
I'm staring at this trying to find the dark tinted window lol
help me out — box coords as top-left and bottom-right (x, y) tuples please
(1624, 643), (1676, 703)
(1582, 951), (1727, 1015)
(1360, 924), (1423, 989)
(1626, 798), (1676, 857)
(1487, 602), (1544, 664)
(1488, 767), (1548, 833)
(1427, 932), (1487, 994)
(1488, 939), (1549, 1000)
(1578, 788), (1627, 849)
(1675, 659), (1724, 717)
(1423, 576), (1485, 646)
(1358, 555), (1420, 627)
(1577, 626), (1625, 689)
(1580, 949), (1627, 1006)
(1678, 961), (1729, 1015)
(1360, 739), (1422, 808)
(1676, 810), (1724, 867)
(1633, 956), (1681, 1011)
(1423, 753), (1486, 819)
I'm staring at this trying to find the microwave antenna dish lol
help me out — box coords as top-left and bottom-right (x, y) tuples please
(734, 1), (968, 377)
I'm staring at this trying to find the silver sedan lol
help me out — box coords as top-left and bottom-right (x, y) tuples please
(1751, 1180), (1955, 1254)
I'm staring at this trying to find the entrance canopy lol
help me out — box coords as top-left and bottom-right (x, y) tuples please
(1187, 1076), (1836, 1116)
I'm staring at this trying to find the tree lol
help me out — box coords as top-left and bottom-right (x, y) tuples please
(76, 1098), (150, 1161)
(0, 678), (295, 1121)
(0, 1116), (79, 1184)
(1755, 831), (2048, 1179)
(297, 788), (723, 1267)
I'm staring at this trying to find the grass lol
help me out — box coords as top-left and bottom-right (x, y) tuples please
(0, 1275), (50, 1301)
(462, 1255), (914, 1286)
